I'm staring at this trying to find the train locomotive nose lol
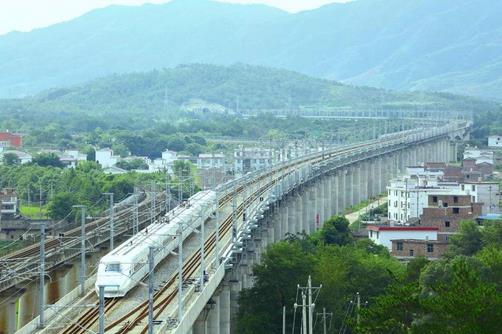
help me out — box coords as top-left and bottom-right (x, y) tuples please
(95, 274), (127, 297)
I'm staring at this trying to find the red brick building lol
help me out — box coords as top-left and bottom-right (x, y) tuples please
(0, 132), (22, 148)
(391, 239), (449, 259)
(391, 194), (482, 259)
(419, 194), (482, 241)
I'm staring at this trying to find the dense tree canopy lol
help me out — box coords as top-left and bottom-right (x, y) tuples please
(0, 163), (189, 220)
(2, 152), (20, 166)
(238, 216), (502, 334)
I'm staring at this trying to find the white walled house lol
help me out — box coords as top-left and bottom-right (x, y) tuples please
(387, 180), (464, 223)
(0, 189), (18, 218)
(151, 149), (178, 173)
(0, 150), (32, 164)
(197, 153), (225, 170)
(95, 148), (119, 168)
(65, 150), (87, 162)
(460, 181), (501, 214)
(234, 147), (274, 173)
(60, 149), (87, 168)
(368, 226), (439, 250)
(488, 136), (502, 148)
(463, 148), (494, 165)
(386, 167), (464, 223)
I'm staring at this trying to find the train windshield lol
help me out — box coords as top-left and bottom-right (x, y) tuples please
(105, 263), (121, 272)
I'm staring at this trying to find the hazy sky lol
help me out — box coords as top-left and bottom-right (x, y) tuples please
(0, 0), (352, 35)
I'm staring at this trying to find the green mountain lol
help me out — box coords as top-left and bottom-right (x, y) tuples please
(0, 0), (501, 100)
(0, 64), (494, 121)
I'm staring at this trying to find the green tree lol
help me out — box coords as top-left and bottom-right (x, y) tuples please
(102, 177), (135, 200)
(358, 282), (420, 334)
(237, 241), (315, 334)
(318, 215), (353, 246)
(47, 192), (76, 220)
(481, 220), (502, 248)
(2, 152), (20, 166)
(116, 159), (148, 171)
(416, 256), (502, 334)
(111, 142), (130, 157)
(448, 220), (483, 256)
(476, 247), (502, 289)
(32, 152), (64, 168)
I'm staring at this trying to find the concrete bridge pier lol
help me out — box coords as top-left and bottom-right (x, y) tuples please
(272, 209), (281, 242)
(338, 169), (347, 214)
(229, 274), (241, 332)
(386, 155), (394, 188)
(307, 187), (316, 233)
(345, 167), (353, 209)
(361, 163), (368, 202)
(442, 140), (449, 163)
(440, 140), (446, 163)
(266, 218), (275, 245)
(206, 293), (220, 334)
(403, 150), (411, 171)
(281, 205), (289, 239)
(254, 234), (263, 264)
(323, 176), (330, 220)
(332, 173), (339, 215)
(295, 193), (304, 233)
(377, 157), (385, 194)
(193, 313), (207, 334)
(219, 285), (231, 334)
(287, 200), (296, 235)
(329, 174), (337, 216)
(426, 143), (433, 162)
(2, 300), (17, 334)
(240, 261), (250, 290)
(257, 226), (267, 253)
(420, 145), (426, 164)
(315, 183), (324, 229)
(359, 163), (365, 203)
(368, 159), (376, 198)
(372, 158), (379, 196)
(352, 165), (361, 206)
(301, 190), (309, 233)
(447, 139), (453, 163)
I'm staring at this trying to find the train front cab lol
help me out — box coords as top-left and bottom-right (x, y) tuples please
(95, 260), (131, 298)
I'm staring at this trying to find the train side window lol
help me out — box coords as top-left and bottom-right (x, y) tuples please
(105, 263), (121, 272)
(134, 262), (141, 272)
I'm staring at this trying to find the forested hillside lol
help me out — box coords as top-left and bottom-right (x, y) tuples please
(0, 64), (493, 124)
(1, 0), (501, 99)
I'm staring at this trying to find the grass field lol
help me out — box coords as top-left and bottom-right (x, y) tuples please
(19, 204), (48, 219)
(0, 240), (28, 256)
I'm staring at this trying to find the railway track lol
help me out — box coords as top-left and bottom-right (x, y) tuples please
(52, 125), (458, 333)
(56, 171), (270, 334)
(60, 298), (119, 334)
(0, 192), (171, 292)
(106, 171), (286, 333)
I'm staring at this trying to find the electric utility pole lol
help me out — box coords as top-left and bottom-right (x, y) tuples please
(296, 276), (322, 334)
(38, 221), (46, 328)
(73, 205), (87, 295)
(103, 192), (114, 250)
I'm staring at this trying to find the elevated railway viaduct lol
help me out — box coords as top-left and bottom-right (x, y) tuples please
(13, 122), (469, 334)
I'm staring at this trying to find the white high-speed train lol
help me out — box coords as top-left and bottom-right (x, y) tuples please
(95, 190), (216, 298)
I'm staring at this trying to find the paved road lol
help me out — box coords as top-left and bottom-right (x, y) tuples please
(345, 197), (387, 224)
